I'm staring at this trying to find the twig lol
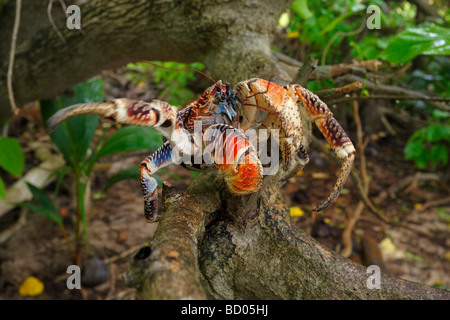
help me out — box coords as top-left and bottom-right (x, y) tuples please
(316, 81), (362, 100)
(48, 0), (66, 43)
(329, 94), (450, 104)
(292, 56), (317, 86)
(321, 19), (366, 66)
(341, 96), (367, 257)
(7, 0), (22, 115)
(417, 196), (450, 212)
(337, 74), (450, 112)
(0, 208), (27, 244)
(273, 51), (381, 81)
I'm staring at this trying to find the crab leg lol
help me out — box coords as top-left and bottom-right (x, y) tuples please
(294, 86), (356, 212)
(140, 141), (175, 223)
(204, 124), (263, 195)
(46, 98), (178, 140)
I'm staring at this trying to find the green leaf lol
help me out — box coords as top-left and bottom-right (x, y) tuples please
(381, 25), (450, 64)
(41, 77), (104, 168)
(26, 183), (57, 211)
(430, 144), (448, 165)
(17, 182), (62, 225)
(95, 126), (163, 160)
(0, 177), (5, 198)
(320, 10), (358, 35)
(103, 165), (140, 192)
(0, 137), (25, 176)
(426, 124), (450, 142)
(16, 203), (62, 226)
(290, 0), (313, 20)
(405, 251), (423, 262)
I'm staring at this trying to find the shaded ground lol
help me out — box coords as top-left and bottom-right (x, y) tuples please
(0, 71), (449, 300)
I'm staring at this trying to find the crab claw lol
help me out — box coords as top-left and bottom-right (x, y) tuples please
(313, 149), (355, 212)
(294, 85), (356, 212)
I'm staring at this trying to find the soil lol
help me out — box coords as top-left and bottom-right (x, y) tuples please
(0, 72), (448, 300)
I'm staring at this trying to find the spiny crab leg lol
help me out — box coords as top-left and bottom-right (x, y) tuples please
(294, 86), (356, 212)
(46, 98), (178, 140)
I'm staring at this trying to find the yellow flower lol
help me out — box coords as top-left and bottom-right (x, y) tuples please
(413, 203), (423, 210)
(296, 170), (304, 176)
(323, 217), (331, 224)
(290, 206), (304, 217)
(19, 277), (44, 297)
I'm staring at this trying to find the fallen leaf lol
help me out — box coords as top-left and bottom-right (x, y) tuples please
(19, 277), (44, 297)
(444, 251), (450, 262)
(290, 206), (305, 217)
(312, 172), (329, 179)
(378, 237), (404, 259)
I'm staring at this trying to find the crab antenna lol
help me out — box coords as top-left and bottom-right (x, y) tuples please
(143, 61), (218, 86)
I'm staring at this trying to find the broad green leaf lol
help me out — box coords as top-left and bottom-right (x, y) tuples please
(41, 77), (104, 168)
(0, 137), (25, 176)
(430, 144), (448, 165)
(426, 124), (450, 142)
(0, 177), (5, 198)
(16, 203), (62, 226)
(103, 165), (140, 192)
(95, 126), (163, 160)
(381, 25), (450, 64)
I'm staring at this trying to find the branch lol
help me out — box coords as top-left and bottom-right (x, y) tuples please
(336, 74), (450, 112)
(329, 94), (450, 105)
(123, 172), (450, 299)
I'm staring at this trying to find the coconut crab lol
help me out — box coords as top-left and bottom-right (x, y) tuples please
(47, 78), (355, 222)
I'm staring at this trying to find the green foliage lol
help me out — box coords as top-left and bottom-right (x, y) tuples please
(41, 78), (102, 169)
(94, 126), (162, 160)
(0, 137), (25, 198)
(404, 111), (450, 169)
(285, 0), (449, 171)
(17, 183), (63, 226)
(381, 24), (450, 64)
(126, 61), (205, 106)
(285, 0), (421, 64)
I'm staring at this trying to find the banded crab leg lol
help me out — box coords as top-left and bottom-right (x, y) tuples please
(293, 85), (356, 212)
(46, 98), (178, 140)
(140, 141), (175, 223)
(203, 124), (263, 195)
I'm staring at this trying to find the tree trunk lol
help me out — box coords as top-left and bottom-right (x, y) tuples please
(0, 0), (290, 118)
(123, 172), (449, 299)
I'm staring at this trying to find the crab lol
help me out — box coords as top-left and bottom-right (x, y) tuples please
(47, 78), (355, 223)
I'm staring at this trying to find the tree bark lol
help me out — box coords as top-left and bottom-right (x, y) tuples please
(123, 172), (449, 300)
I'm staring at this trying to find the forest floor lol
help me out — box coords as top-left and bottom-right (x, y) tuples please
(0, 71), (449, 300)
